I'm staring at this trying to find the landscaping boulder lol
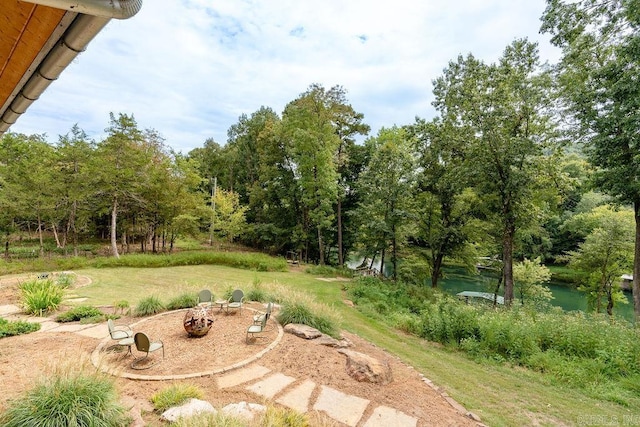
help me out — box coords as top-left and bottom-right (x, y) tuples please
(314, 333), (353, 348)
(338, 349), (393, 384)
(221, 401), (266, 420)
(160, 398), (216, 422)
(284, 323), (323, 339)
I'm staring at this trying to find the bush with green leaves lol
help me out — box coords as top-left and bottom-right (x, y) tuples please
(134, 295), (165, 317)
(166, 293), (199, 310)
(55, 272), (75, 288)
(151, 383), (204, 411)
(0, 317), (41, 338)
(56, 305), (104, 323)
(19, 278), (64, 316)
(113, 299), (130, 315)
(246, 284), (269, 302)
(0, 369), (129, 427)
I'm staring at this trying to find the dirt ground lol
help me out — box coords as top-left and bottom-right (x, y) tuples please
(0, 276), (478, 426)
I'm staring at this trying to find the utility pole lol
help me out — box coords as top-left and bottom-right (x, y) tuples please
(208, 177), (217, 246)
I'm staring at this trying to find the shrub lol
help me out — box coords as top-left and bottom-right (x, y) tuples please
(151, 383), (204, 411)
(55, 272), (75, 288)
(134, 296), (165, 317)
(56, 305), (104, 322)
(166, 293), (199, 310)
(113, 300), (130, 315)
(0, 369), (129, 427)
(261, 406), (309, 426)
(169, 406), (309, 427)
(246, 285), (269, 303)
(19, 278), (64, 316)
(0, 318), (41, 338)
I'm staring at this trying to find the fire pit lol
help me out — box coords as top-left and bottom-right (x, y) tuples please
(183, 306), (214, 337)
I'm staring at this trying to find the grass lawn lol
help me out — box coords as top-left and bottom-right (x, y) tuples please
(59, 265), (640, 426)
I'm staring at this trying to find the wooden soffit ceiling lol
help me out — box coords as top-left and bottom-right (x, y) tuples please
(0, 0), (69, 112)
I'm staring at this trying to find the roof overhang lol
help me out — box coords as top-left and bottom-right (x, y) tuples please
(0, 0), (142, 136)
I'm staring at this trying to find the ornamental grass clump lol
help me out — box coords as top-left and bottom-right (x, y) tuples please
(151, 383), (204, 412)
(166, 293), (199, 310)
(0, 366), (129, 427)
(19, 278), (64, 316)
(134, 295), (165, 317)
(276, 292), (341, 338)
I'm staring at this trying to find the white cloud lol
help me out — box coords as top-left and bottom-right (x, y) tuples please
(11, 0), (560, 152)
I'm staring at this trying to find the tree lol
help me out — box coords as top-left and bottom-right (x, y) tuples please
(356, 127), (416, 280)
(409, 118), (481, 287)
(211, 189), (248, 244)
(513, 257), (553, 306)
(282, 84), (341, 265)
(432, 39), (558, 305)
(566, 206), (634, 315)
(328, 86), (370, 266)
(94, 113), (147, 258)
(0, 132), (57, 256)
(541, 0), (640, 319)
(55, 125), (95, 255)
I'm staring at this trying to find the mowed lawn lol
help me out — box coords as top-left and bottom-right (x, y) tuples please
(37, 265), (640, 426)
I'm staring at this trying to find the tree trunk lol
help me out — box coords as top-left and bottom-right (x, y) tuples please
(37, 213), (44, 257)
(502, 223), (515, 306)
(431, 253), (444, 288)
(70, 200), (78, 257)
(52, 222), (61, 248)
(633, 200), (640, 321)
(337, 199), (344, 266)
(379, 248), (386, 279)
(391, 223), (397, 281)
(110, 197), (120, 258)
(318, 226), (325, 265)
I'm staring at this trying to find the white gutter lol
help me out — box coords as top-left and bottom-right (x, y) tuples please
(19, 0), (143, 20)
(0, 0), (142, 134)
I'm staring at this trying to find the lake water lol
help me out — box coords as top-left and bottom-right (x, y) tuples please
(438, 267), (635, 322)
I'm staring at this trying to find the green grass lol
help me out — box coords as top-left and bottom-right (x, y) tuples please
(166, 292), (199, 310)
(38, 263), (640, 426)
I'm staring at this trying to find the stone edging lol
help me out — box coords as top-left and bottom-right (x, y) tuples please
(91, 307), (284, 381)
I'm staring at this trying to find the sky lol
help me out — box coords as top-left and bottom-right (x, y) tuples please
(11, 0), (561, 154)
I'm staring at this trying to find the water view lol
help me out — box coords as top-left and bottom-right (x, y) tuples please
(438, 267), (635, 322)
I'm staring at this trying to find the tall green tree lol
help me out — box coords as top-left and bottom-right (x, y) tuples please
(327, 86), (370, 266)
(356, 126), (416, 280)
(55, 125), (95, 255)
(541, 0), (640, 319)
(432, 39), (558, 305)
(566, 206), (634, 315)
(409, 118), (481, 287)
(94, 113), (147, 258)
(282, 84), (341, 264)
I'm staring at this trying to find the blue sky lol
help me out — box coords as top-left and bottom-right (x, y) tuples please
(11, 0), (560, 153)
